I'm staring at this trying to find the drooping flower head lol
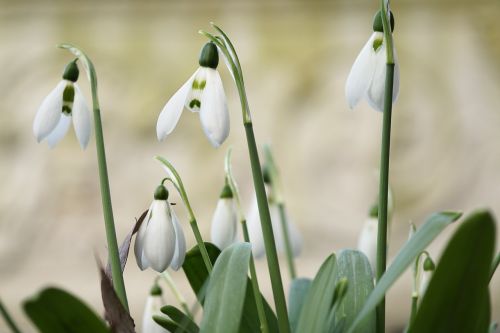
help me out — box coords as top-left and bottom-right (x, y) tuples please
(142, 284), (170, 333)
(33, 60), (91, 149)
(210, 182), (238, 250)
(157, 42), (229, 147)
(134, 184), (186, 272)
(345, 10), (400, 112)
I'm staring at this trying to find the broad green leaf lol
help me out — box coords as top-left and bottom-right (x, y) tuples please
(182, 242), (278, 333)
(23, 287), (110, 333)
(408, 210), (495, 333)
(348, 211), (461, 333)
(288, 278), (312, 332)
(296, 254), (338, 333)
(200, 243), (252, 333)
(333, 250), (375, 333)
(160, 305), (199, 333)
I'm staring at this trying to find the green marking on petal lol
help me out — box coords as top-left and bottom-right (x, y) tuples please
(62, 84), (75, 115)
(189, 99), (201, 109)
(192, 80), (206, 90)
(62, 104), (72, 115)
(373, 38), (383, 52)
(199, 80), (206, 89)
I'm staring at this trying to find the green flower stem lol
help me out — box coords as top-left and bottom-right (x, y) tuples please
(410, 294), (418, 323)
(376, 62), (395, 333)
(277, 203), (297, 279)
(245, 123), (290, 333)
(155, 156), (213, 273)
(161, 272), (194, 319)
(58, 44), (128, 311)
(0, 299), (22, 333)
(242, 220), (270, 333)
(263, 145), (297, 279)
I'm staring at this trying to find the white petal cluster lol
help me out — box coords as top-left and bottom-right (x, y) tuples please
(33, 80), (91, 148)
(156, 67), (229, 148)
(210, 197), (238, 250)
(142, 293), (169, 333)
(134, 199), (186, 272)
(345, 32), (400, 112)
(246, 192), (302, 259)
(357, 216), (378, 274)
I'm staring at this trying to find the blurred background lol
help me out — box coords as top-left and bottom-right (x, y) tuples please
(1, 0), (499, 331)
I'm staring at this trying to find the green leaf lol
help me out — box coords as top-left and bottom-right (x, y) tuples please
(288, 278), (312, 332)
(333, 250), (375, 333)
(408, 210), (495, 333)
(23, 287), (110, 333)
(200, 243), (251, 333)
(348, 211), (461, 333)
(153, 315), (191, 333)
(296, 254), (338, 333)
(182, 243), (278, 333)
(160, 305), (199, 333)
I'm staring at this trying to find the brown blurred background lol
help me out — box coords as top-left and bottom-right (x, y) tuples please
(1, 0), (499, 332)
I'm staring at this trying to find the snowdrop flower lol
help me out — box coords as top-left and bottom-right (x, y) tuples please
(357, 215), (378, 274)
(142, 284), (170, 333)
(247, 185), (302, 259)
(33, 60), (91, 149)
(418, 256), (435, 297)
(157, 42), (229, 148)
(134, 184), (186, 272)
(210, 183), (238, 250)
(345, 11), (400, 112)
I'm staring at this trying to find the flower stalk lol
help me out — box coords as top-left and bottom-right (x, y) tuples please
(375, 3), (396, 328)
(201, 25), (290, 332)
(0, 298), (22, 333)
(225, 148), (269, 333)
(155, 156), (213, 273)
(58, 44), (129, 311)
(160, 272), (194, 319)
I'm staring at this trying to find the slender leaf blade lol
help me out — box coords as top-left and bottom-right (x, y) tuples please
(200, 243), (252, 333)
(296, 254), (338, 333)
(160, 305), (199, 333)
(408, 210), (495, 333)
(348, 211), (461, 332)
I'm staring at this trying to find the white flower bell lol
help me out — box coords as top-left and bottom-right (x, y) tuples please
(246, 185), (302, 259)
(210, 183), (238, 250)
(134, 184), (186, 272)
(357, 216), (378, 274)
(33, 60), (91, 149)
(345, 11), (400, 112)
(142, 285), (170, 333)
(157, 42), (229, 148)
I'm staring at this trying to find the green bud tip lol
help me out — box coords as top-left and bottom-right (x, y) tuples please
(150, 284), (162, 296)
(333, 278), (348, 300)
(154, 185), (169, 200)
(262, 166), (271, 184)
(423, 257), (435, 271)
(373, 10), (395, 33)
(369, 203), (379, 218)
(219, 183), (233, 199)
(199, 42), (219, 69)
(62, 59), (79, 82)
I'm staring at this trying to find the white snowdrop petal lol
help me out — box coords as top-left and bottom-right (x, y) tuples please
(210, 198), (238, 250)
(272, 206), (303, 257)
(185, 68), (206, 113)
(134, 204), (153, 270)
(46, 114), (71, 148)
(33, 80), (66, 142)
(156, 72), (196, 141)
(345, 33), (378, 110)
(142, 295), (170, 333)
(144, 201), (177, 272)
(247, 197), (266, 259)
(357, 217), (378, 274)
(169, 209), (186, 271)
(72, 84), (92, 149)
(199, 69), (229, 148)
(366, 39), (389, 112)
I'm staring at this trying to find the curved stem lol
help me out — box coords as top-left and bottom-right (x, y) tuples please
(277, 203), (297, 279)
(155, 156), (213, 273)
(376, 63), (395, 333)
(58, 44), (128, 311)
